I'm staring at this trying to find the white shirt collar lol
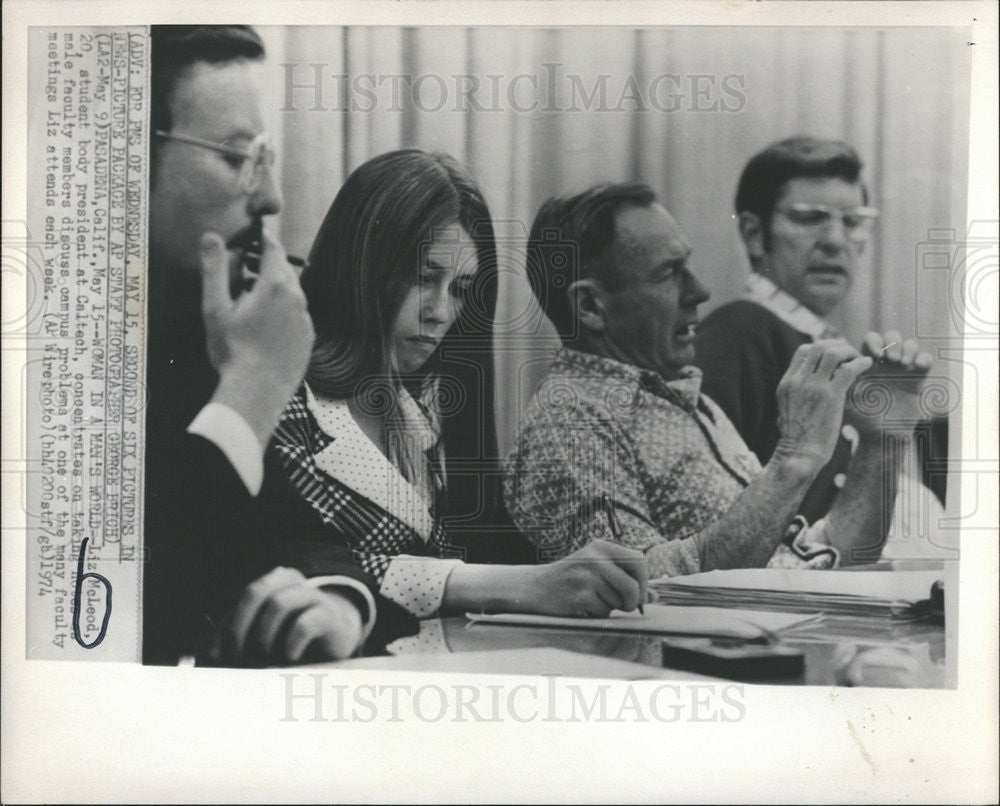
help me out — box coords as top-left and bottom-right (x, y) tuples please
(304, 383), (435, 542)
(743, 273), (831, 340)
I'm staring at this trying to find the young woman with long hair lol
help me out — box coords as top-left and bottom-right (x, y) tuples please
(267, 149), (647, 621)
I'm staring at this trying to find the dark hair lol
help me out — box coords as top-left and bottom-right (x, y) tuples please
(150, 26), (265, 175)
(734, 136), (867, 235)
(526, 183), (656, 342)
(304, 149), (497, 396)
(303, 151), (511, 553)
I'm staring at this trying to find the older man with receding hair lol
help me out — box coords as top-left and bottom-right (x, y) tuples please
(505, 182), (933, 578)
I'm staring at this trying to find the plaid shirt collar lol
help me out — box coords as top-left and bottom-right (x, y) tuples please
(304, 383), (436, 542)
(743, 273), (833, 340)
(554, 347), (704, 411)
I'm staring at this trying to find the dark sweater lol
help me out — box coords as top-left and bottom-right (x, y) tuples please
(696, 300), (806, 463)
(695, 298), (947, 515)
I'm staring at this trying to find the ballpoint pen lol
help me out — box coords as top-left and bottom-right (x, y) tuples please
(877, 342), (897, 362)
(604, 496), (644, 615)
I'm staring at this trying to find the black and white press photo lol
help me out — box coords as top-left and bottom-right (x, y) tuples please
(3, 2), (997, 803)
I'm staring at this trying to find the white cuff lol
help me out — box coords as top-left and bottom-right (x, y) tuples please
(386, 618), (448, 655)
(790, 517), (841, 568)
(801, 517), (832, 547)
(380, 556), (463, 618)
(188, 402), (265, 495)
(305, 575), (378, 647)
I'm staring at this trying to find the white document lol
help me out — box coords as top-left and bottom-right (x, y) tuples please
(660, 569), (942, 603)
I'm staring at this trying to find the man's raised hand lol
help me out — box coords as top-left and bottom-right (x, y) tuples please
(773, 340), (873, 470)
(199, 230), (314, 449)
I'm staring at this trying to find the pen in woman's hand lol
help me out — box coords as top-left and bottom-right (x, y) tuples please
(604, 497), (644, 615)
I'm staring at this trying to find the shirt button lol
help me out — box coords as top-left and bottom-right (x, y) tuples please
(834, 473), (847, 489)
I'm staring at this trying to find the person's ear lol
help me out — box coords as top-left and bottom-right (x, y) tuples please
(567, 279), (606, 333)
(739, 212), (767, 260)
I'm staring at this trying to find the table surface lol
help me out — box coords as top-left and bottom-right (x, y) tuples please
(332, 562), (951, 688)
(377, 612), (946, 687)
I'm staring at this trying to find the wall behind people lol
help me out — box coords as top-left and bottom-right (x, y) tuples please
(257, 26), (970, 454)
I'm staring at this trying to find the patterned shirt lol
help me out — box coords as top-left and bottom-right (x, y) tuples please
(503, 348), (836, 579)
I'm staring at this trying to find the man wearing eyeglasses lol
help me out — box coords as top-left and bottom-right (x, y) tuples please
(695, 136), (942, 527)
(144, 25), (414, 666)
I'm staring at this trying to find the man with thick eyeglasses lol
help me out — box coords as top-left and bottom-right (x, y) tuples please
(153, 129), (276, 194)
(695, 136), (946, 539)
(144, 25), (414, 667)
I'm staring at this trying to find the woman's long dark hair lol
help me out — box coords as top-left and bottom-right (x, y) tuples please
(302, 150), (533, 563)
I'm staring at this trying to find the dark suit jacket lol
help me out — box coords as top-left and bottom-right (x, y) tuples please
(142, 281), (416, 666)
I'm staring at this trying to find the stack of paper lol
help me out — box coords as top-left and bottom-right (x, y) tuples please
(467, 605), (819, 641)
(651, 569), (942, 620)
